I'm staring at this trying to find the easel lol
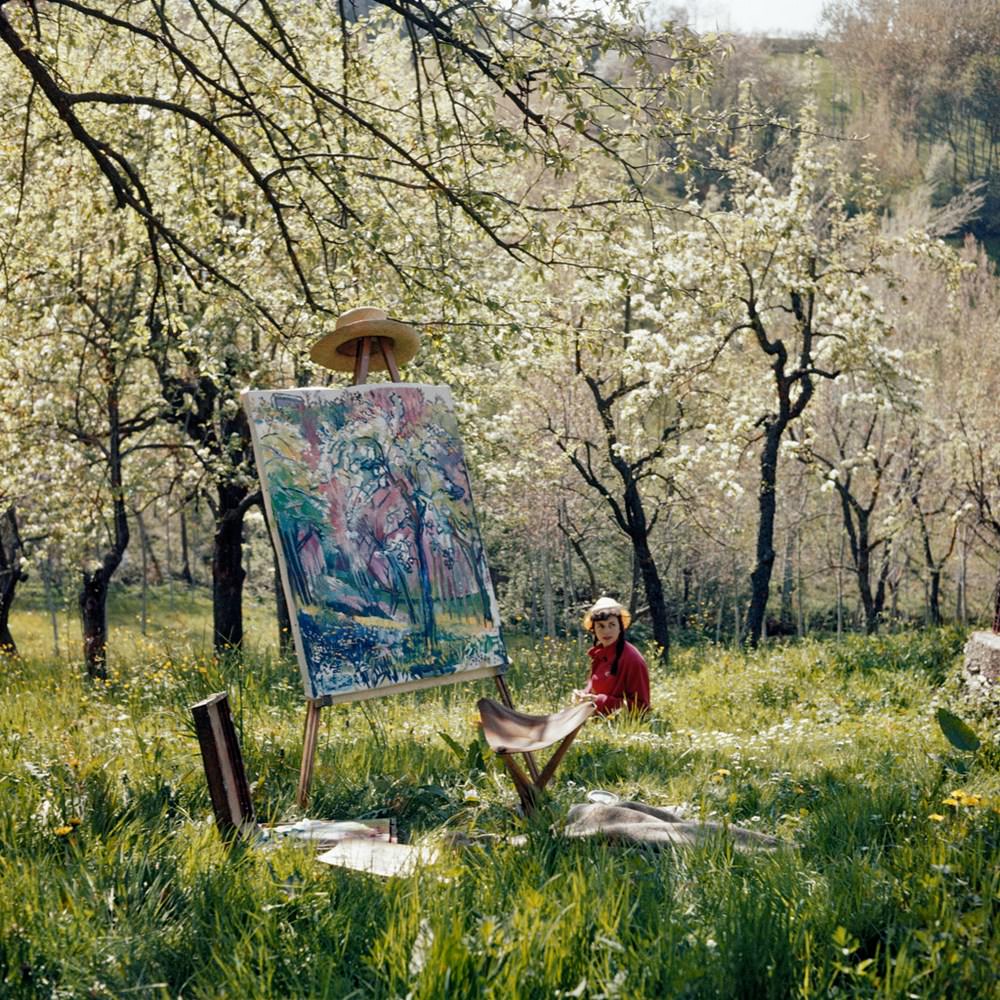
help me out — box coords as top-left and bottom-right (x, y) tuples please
(295, 322), (539, 807)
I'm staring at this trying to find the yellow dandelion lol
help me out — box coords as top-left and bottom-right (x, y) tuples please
(710, 768), (731, 781)
(928, 813), (946, 822)
(54, 825), (73, 837)
(942, 796), (961, 807)
(68, 817), (82, 827)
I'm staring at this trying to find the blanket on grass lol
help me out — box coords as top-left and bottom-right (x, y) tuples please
(563, 800), (787, 852)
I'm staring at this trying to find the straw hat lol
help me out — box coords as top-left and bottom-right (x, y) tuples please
(582, 596), (631, 631)
(309, 306), (421, 373)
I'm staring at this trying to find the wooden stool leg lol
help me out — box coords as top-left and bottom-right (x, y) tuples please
(501, 754), (538, 815)
(494, 674), (541, 783)
(296, 700), (323, 808)
(536, 726), (584, 791)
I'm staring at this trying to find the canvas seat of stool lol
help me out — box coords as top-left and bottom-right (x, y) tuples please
(477, 698), (595, 813)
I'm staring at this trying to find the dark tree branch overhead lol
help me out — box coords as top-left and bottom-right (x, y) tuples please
(0, 0), (714, 326)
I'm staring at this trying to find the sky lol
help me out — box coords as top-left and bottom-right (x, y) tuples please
(664, 0), (830, 37)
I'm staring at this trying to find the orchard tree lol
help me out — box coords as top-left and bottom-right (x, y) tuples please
(471, 231), (705, 657)
(0, 502), (25, 653)
(794, 377), (912, 634)
(0, 183), (166, 674)
(618, 105), (962, 645)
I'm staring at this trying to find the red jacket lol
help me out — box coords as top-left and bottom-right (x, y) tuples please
(585, 640), (651, 716)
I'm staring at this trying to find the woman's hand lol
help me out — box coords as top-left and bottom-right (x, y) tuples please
(573, 689), (597, 703)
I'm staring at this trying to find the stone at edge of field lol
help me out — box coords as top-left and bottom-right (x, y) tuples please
(962, 631), (1000, 702)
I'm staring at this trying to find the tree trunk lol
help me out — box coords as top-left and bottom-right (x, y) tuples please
(746, 427), (782, 647)
(80, 385), (130, 677)
(633, 529), (670, 657)
(836, 533), (845, 640)
(139, 512), (148, 637)
(628, 547), (640, 621)
(0, 506), (26, 653)
(79, 571), (111, 677)
(619, 476), (670, 655)
(852, 516), (882, 635)
(213, 484), (249, 652)
(780, 531), (795, 631)
(956, 526), (968, 625)
(795, 528), (805, 636)
(558, 517), (598, 601)
(530, 570), (540, 640)
(80, 524), (130, 678)
(135, 509), (163, 584)
(41, 553), (61, 658)
(541, 551), (555, 638)
(927, 568), (942, 626)
(179, 506), (194, 586)
(561, 520), (574, 637)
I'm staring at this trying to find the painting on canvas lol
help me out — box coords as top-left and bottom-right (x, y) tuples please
(243, 384), (507, 701)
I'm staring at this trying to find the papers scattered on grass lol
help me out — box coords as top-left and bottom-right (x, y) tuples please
(264, 817), (396, 849)
(317, 839), (438, 878)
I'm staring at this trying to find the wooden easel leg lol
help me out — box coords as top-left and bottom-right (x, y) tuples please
(494, 674), (541, 783)
(378, 337), (401, 381)
(352, 337), (372, 384)
(296, 700), (323, 808)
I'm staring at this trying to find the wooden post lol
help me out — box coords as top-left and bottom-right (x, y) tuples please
(191, 692), (255, 836)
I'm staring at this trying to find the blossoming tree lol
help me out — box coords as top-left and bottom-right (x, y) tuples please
(617, 106), (961, 645)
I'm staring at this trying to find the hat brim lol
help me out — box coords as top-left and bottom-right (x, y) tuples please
(310, 318), (421, 373)
(583, 608), (631, 631)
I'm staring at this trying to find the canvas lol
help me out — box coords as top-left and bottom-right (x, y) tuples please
(243, 384), (507, 701)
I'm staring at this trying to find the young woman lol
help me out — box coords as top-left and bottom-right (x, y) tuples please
(574, 597), (650, 716)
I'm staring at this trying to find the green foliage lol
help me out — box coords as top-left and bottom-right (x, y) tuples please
(1, 622), (999, 997)
(827, 627), (966, 683)
(936, 707), (982, 753)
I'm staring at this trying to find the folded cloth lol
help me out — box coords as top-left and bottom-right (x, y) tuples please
(562, 800), (787, 852)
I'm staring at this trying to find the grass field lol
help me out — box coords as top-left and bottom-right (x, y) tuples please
(2, 596), (998, 998)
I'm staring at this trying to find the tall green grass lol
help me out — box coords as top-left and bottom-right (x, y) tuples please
(1, 620), (997, 998)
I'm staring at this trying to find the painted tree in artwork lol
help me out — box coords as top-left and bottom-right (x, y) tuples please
(341, 389), (493, 650)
